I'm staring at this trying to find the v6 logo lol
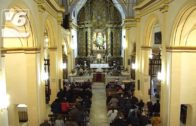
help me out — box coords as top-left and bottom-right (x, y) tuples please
(4, 9), (27, 26)
(1, 9), (29, 38)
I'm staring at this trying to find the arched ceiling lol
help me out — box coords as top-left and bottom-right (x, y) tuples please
(68, 0), (128, 22)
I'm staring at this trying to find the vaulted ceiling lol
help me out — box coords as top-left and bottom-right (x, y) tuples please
(63, 0), (136, 21)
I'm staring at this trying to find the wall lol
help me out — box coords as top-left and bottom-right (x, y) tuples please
(0, 0), (65, 125)
(133, 0), (196, 126)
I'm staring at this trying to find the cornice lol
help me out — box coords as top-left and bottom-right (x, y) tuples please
(35, 0), (65, 19)
(166, 46), (196, 52)
(141, 46), (152, 50)
(134, 0), (169, 17)
(48, 47), (57, 50)
(46, 0), (64, 13)
(135, 0), (155, 10)
(123, 18), (137, 29)
(1, 47), (40, 54)
(159, 3), (169, 13)
(70, 21), (78, 29)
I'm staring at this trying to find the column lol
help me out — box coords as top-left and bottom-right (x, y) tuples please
(26, 52), (44, 126)
(167, 52), (181, 126)
(88, 27), (91, 56)
(160, 49), (169, 126)
(123, 28), (127, 68)
(49, 49), (58, 103)
(57, 17), (64, 88)
(0, 56), (9, 126)
(0, 110), (9, 126)
(5, 51), (42, 126)
(0, 9), (9, 126)
(107, 27), (111, 55)
(67, 50), (72, 75)
(123, 18), (139, 95)
(160, 6), (169, 126)
(140, 49), (151, 103)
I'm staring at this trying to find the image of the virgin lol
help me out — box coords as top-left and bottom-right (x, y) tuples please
(96, 32), (103, 46)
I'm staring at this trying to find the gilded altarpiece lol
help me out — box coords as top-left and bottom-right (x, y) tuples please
(77, 0), (122, 62)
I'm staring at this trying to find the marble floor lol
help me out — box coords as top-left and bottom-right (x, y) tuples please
(90, 82), (109, 126)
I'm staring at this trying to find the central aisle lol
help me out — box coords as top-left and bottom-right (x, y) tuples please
(90, 82), (109, 126)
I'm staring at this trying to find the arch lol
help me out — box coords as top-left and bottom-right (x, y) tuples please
(44, 15), (58, 48)
(2, 0), (38, 48)
(143, 14), (160, 47)
(112, 0), (127, 19)
(69, 0), (127, 22)
(170, 3), (196, 46)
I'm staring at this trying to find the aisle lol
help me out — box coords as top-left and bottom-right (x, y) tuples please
(90, 82), (109, 126)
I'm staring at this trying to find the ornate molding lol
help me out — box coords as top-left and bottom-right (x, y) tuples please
(35, 0), (64, 19)
(70, 21), (78, 29)
(159, 4), (169, 13)
(34, 0), (45, 4)
(135, 0), (156, 10)
(34, 0), (45, 12)
(1, 47), (40, 54)
(141, 46), (152, 49)
(134, 0), (167, 17)
(45, 0), (64, 13)
(166, 46), (196, 52)
(48, 47), (57, 50)
(57, 14), (63, 25)
(123, 18), (137, 29)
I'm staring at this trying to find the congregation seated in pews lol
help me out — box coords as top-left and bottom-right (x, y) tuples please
(106, 81), (160, 126)
(46, 81), (92, 126)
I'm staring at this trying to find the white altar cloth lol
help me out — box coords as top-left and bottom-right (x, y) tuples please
(90, 64), (109, 68)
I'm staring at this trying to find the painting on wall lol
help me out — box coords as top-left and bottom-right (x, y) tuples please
(154, 32), (162, 44)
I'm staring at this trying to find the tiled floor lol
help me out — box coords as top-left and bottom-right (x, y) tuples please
(90, 82), (109, 126)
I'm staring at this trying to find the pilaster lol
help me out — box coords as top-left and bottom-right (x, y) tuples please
(140, 47), (151, 102)
(88, 27), (91, 56)
(4, 50), (42, 126)
(107, 27), (111, 55)
(49, 48), (58, 104)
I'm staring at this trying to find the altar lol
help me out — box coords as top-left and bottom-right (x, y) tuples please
(69, 74), (93, 82)
(90, 63), (109, 68)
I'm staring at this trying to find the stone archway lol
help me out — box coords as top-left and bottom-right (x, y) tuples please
(43, 16), (59, 107)
(140, 14), (162, 103)
(143, 14), (160, 47)
(69, 0), (127, 22)
(168, 3), (196, 126)
(2, 7), (36, 48)
(1, 2), (40, 126)
(142, 14), (161, 76)
(171, 5), (196, 47)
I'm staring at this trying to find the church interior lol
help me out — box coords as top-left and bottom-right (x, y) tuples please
(0, 0), (196, 126)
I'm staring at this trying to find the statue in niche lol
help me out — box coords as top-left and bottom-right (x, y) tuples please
(93, 32), (106, 50)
